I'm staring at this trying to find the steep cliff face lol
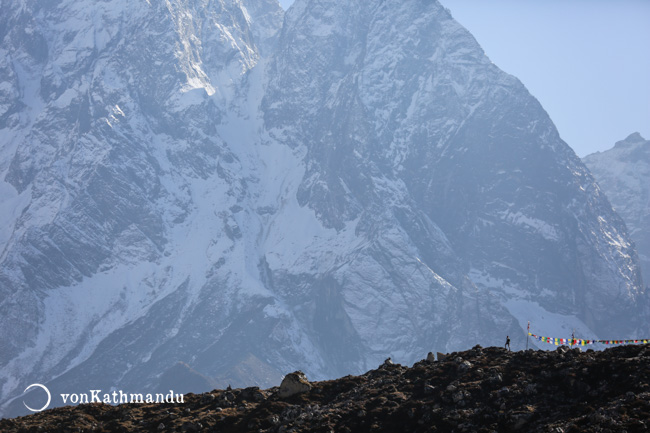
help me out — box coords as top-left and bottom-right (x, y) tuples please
(0, 0), (646, 419)
(262, 0), (517, 373)
(584, 133), (650, 285)
(263, 0), (644, 339)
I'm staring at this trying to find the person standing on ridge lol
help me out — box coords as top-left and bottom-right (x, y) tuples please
(505, 336), (511, 351)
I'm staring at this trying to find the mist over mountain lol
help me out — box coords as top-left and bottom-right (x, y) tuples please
(583, 133), (650, 285)
(0, 0), (646, 418)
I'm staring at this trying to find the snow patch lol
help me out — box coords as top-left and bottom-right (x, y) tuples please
(500, 210), (561, 241)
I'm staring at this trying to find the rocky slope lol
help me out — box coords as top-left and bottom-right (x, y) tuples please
(583, 133), (650, 284)
(0, 0), (647, 419)
(2, 345), (650, 432)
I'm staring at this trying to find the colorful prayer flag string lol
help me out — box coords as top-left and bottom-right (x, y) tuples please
(527, 333), (650, 346)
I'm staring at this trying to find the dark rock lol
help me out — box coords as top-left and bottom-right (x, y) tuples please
(458, 360), (472, 373)
(199, 393), (215, 405)
(240, 386), (265, 402)
(180, 421), (201, 432)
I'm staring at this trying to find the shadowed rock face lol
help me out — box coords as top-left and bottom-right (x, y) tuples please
(0, 0), (647, 420)
(2, 345), (650, 432)
(264, 0), (646, 341)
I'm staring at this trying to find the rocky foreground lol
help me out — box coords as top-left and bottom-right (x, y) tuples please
(2, 345), (649, 432)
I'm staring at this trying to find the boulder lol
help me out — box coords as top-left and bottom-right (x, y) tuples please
(278, 371), (311, 399)
(458, 360), (472, 373)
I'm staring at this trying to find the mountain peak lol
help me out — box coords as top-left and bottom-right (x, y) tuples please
(616, 132), (647, 147)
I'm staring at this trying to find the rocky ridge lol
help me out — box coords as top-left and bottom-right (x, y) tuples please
(2, 345), (649, 432)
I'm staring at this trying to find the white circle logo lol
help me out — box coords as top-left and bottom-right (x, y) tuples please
(23, 383), (51, 412)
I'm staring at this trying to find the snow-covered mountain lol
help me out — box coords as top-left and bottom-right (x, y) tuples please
(583, 133), (650, 285)
(0, 0), (646, 417)
(262, 0), (645, 340)
(0, 0), (285, 416)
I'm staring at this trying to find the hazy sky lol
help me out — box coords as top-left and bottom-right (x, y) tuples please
(277, 0), (650, 157)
